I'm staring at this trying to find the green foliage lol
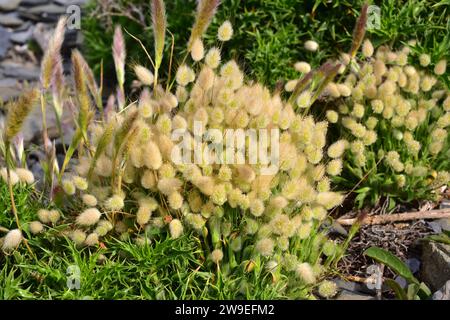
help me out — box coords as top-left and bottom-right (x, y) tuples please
(83, 0), (449, 88)
(324, 42), (450, 208)
(364, 246), (432, 300)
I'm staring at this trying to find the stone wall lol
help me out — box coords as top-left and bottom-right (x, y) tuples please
(0, 0), (86, 102)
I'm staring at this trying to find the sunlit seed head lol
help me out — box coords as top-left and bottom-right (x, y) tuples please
(294, 61), (311, 74)
(304, 40), (319, 52)
(326, 159), (343, 176)
(29, 221), (44, 235)
(327, 140), (348, 158)
(71, 229), (87, 246)
(256, 238), (275, 257)
(134, 65), (154, 86)
(73, 176), (88, 191)
(365, 116), (378, 130)
(419, 53), (431, 67)
(37, 209), (50, 224)
(296, 91), (311, 109)
(76, 208), (101, 226)
(210, 248), (224, 264)
(48, 210), (61, 224)
(218, 20), (233, 42)
(318, 280), (338, 298)
(169, 219), (184, 239)
(205, 47), (221, 69)
(176, 65), (195, 86)
(85, 233), (99, 247)
(434, 59), (447, 75)
(168, 191), (184, 210)
(190, 38), (205, 61)
(157, 178), (183, 196)
(15, 168), (35, 185)
(104, 195), (125, 211)
(362, 39), (374, 58)
(62, 179), (76, 195)
(337, 84), (351, 97)
(295, 262), (316, 284)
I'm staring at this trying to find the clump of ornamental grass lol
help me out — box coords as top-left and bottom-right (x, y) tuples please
(0, 89), (39, 254)
(24, 1), (370, 298)
(321, 41), (449, 207)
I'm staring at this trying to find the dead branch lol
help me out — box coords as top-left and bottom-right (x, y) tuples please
(337, 208), (450, 226)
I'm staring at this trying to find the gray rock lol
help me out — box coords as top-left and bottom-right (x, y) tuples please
(440, 200), (450, 209)
(0, 77), (21, 103)
(406, 258), (421, 274)
(21, 0), (49, 6)
(19, 3), (66, 22)
(0, 0), (22, 11)
(437, 218), (450, 232)
(336, 289), (376, 300)
(0, 62), (40, 81)
(0, 77), (17, 87)
(421, 242), (450, 291)
(432, 280), (450, 300)
(28, 3), (67, 14)
(0, 13), (24, 27)
(0, 86), (21, 102)
(0, 26), (11, 58)
(54, 0), (86, 5)
(10, 26), (33, 43)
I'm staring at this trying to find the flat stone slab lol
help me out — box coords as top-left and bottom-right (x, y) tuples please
(0, 61), (40, 80)
(0, 26), (11, 58)
(0, 0), (22, 11)
(336, 289), (376, 300)
(21, 0), (49, 6)
(11, 26), (33, 43)
(421, 242), (450, 291)
(0, 13), (24, 27)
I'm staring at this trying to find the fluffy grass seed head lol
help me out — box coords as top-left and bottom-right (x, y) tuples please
(434, 59), (447, 75)
(256, 238), (275, 257)
(362, 39), (374, 58)
(82, 194), (98, 207)
(15, 168), (35, 185)
(62, 179), (76, 195)
(169, 219), (184, 239)
(295, 61), (311, 74)
(134, 65), (154, 86)
(326, 110), (339, 123)
(205, 47), (221, 69)
(104, 194), (125, 211)
(48, 209), (61, 224)
(304, 40), (319, 52)
(327, 140), (348, 158)
(419, 54), (431, 67)
(71, 229), (87, 246)
(218, 20), (233, 41)
(176, 65), (196, 86)
(0, 168), (19, 185)
(2, 229), (23, 251)
(29, 221), (44, 235)
(318, 280), (338, 298)
(76, 208), (102, 226)
(295, 262), (316, 284)
(210, 248), (224, 264)
(191, 38), (205, 61)
(37, 209), (50, 224)
(85, 233), (99, 247)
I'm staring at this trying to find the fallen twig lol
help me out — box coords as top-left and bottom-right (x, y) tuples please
(337, 208), (450, 226)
